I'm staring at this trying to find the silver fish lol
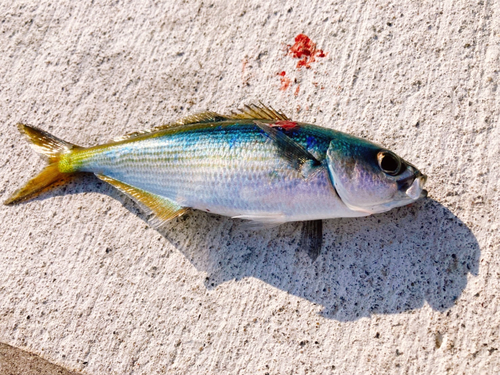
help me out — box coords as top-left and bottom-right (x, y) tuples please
(5, 104), (427, 260)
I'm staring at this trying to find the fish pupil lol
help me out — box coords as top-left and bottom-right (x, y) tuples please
(378, 151), (401, 175)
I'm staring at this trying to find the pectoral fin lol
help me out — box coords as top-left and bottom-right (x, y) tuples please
(300, 220), (323, 262)
(254, 120), (321, 171)
(96, 174), (187, 228)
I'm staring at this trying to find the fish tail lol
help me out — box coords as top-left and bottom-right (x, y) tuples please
(4, 124), (81, 205)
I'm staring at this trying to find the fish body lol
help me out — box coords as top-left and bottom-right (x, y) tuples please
(5, 105), (427, 260)
(62, 120), (366, 222)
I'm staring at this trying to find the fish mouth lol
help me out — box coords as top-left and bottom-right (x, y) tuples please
(406, 173), (427, 200)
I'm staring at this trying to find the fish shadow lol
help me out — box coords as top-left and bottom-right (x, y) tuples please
(19, 175), (480, 321)
(161, 198), (480, 321)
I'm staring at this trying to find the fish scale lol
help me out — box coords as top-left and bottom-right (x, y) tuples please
(66, 123), (339, 220)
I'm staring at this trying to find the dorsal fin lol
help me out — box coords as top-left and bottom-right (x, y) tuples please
(113, 130), (156, 142)
(113, 104), (290, 142)
(169, 111), (229, 126)
(113, 111), (230, 142)
(228, 103), (290, 121)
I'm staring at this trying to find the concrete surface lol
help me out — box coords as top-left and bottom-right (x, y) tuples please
(0, 0), (499, 374)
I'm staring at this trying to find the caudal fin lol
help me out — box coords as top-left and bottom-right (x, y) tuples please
(4, 124), (81, 205)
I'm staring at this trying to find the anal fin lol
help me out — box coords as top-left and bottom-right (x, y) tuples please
(96, 174), (187, 228)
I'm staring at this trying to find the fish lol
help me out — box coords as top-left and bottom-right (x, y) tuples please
(4, 104), (427, 261)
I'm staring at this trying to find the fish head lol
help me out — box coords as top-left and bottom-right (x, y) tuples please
(326, 135), (427, 214)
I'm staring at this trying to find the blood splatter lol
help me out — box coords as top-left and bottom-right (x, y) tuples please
(278, 71), (291, 91)
(241, 58), (251, 86)
(294, 85), (300, 97)
(270, 120), (298, 130)
(288, 34), (326, 69)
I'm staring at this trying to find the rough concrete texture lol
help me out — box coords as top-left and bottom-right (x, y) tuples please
(0, 0), (499, 374)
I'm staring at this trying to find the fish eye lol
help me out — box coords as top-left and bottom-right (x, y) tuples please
(377, 151), (402, 176)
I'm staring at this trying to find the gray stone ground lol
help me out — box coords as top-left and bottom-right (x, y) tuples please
(0, 1), (499, 374)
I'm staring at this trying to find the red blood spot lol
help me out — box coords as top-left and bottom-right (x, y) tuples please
(271, 120), (298, 130)
(278, 71), (291, 91)
(288, 34), (327, 69)
(294, 85), (300, 97)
